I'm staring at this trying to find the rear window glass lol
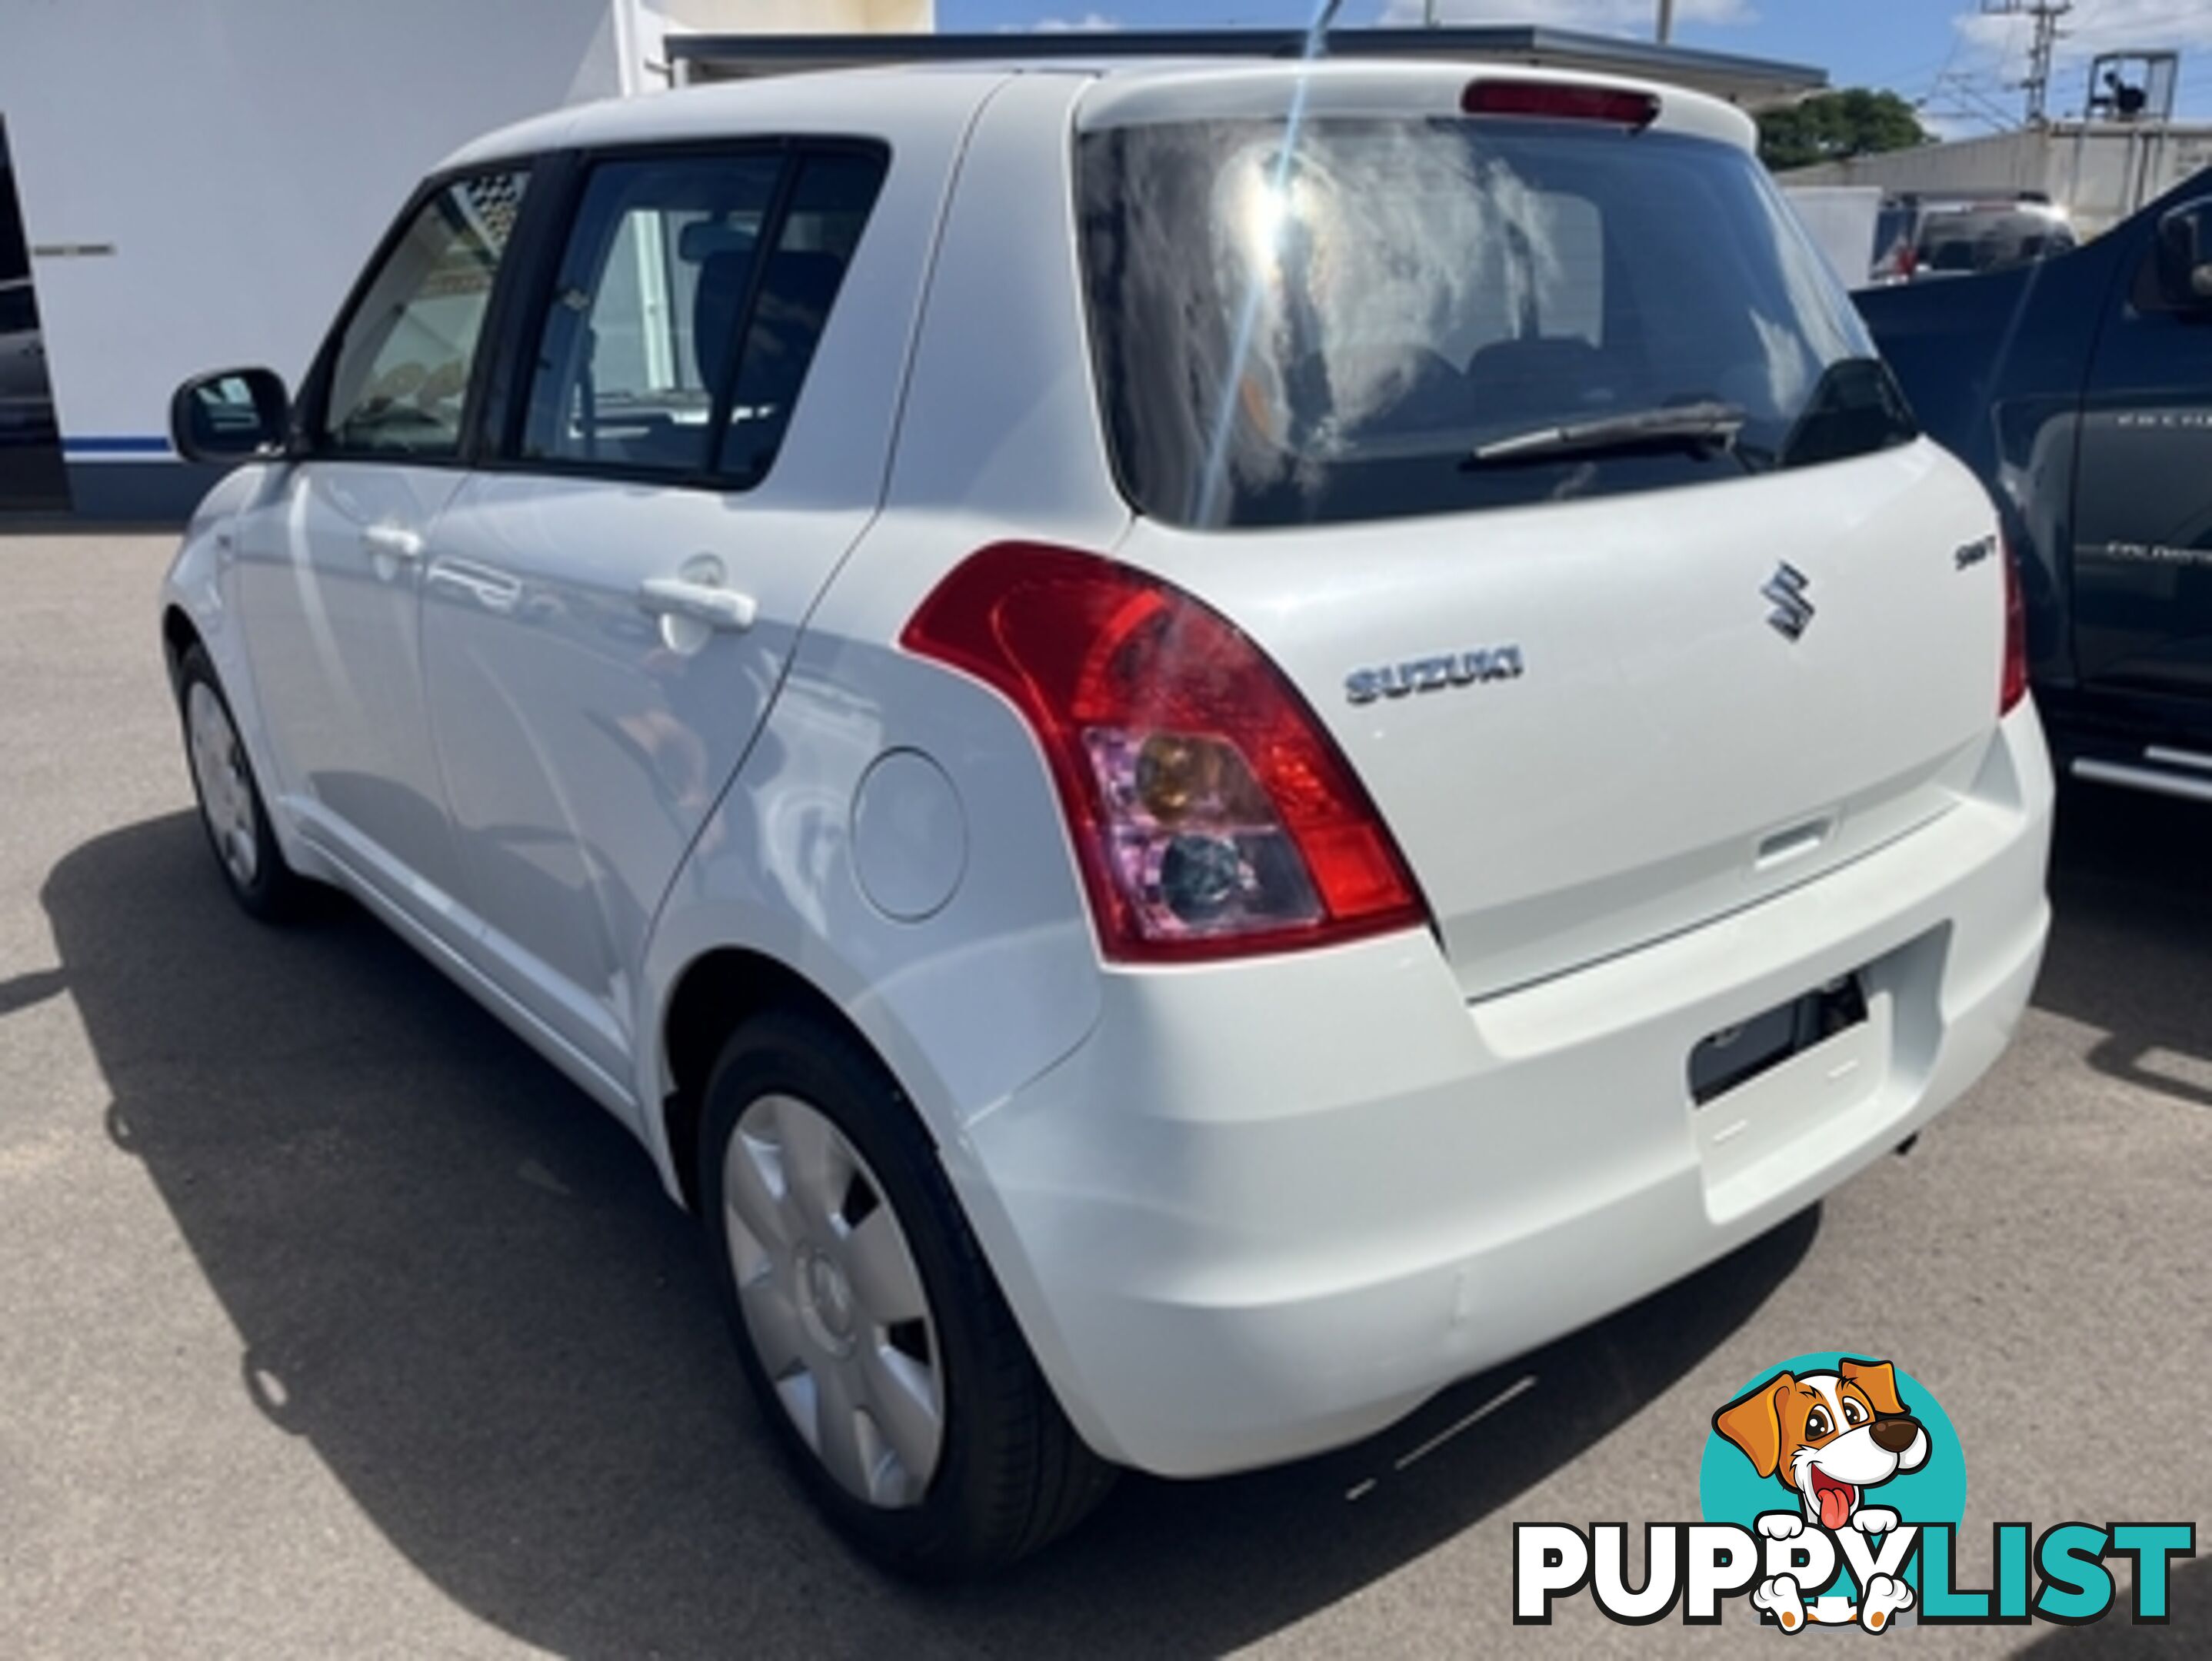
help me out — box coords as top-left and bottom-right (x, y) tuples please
(1078, 118), (1915, 529)
(1914, 208), (2076, 275)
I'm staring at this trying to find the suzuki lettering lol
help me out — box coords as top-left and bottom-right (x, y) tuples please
(1344, 645), (1525, 705)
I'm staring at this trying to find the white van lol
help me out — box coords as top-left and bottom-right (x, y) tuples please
(161, 61), (2053, 1573)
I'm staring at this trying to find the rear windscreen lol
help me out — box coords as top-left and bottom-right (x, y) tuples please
(1077, 117), (1917, 529)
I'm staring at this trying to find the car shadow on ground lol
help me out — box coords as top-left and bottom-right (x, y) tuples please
(42, 810), (1817, 1657)
(2019, 1549), (2209, 1656)
(2034, 782), (2212, 1112)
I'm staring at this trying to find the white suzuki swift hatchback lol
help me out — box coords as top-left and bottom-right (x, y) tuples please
(162, 60), (2053, 1573)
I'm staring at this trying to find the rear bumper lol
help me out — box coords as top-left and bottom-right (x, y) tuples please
(949, 707), (2053, 1477)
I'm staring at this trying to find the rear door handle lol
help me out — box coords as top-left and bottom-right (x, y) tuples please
(638, 577), (757, 634)
(361, 524), (425, 561)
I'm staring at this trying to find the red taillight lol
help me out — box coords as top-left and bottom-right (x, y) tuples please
(901, 544), (1427, 964)
(1462, 79), (1661, 128)
(2000, 536), (2029, 714)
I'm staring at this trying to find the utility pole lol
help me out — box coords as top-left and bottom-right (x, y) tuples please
(1979, 0), (2073, 126)
(1657, 0), (1675, 45)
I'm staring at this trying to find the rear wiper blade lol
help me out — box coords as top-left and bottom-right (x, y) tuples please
(1465, 400), (1749, 467)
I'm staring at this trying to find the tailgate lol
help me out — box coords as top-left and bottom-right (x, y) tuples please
(1114, 442), (2007, 997)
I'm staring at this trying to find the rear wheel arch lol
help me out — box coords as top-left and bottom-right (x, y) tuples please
(660, 946), (929, 1213)
(694, 993), (1116, 1570)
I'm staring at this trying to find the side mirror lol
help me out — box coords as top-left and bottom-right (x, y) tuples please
(170, 367), (290, 464)
(2155, 198), (2212, 310)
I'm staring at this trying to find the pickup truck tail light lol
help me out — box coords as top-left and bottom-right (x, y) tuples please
(901, 544), (1427, 963)
(2000, 535), (2029, 714)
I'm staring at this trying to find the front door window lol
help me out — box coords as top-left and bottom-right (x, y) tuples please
(321, 170), (529, 459)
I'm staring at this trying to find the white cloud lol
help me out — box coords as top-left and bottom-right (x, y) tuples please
(1028, 11), (1121, 28)
(1954, 0), (2212, 112)
(1957, 0), (2212, 57)
(1378, 0), (1755, 31)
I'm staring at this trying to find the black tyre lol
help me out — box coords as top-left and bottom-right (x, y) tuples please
(175, 644), (308, 922)
(698, 1007), (1114, 1576)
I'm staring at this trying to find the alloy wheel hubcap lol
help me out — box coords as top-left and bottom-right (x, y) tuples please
(722, 1093), (943, 1509)
(185, 682), (259, 889)
(798, 1244), (857, 1354)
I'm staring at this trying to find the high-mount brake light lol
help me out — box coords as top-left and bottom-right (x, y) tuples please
(901, 544), (1427, 964)
(1461, 80), (1661, 128)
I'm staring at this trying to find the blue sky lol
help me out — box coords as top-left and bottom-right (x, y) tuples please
(939, 2), (2212, 129)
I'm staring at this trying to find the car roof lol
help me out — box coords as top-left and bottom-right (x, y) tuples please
(438, 56), (1751, 171)
(438, 63), (1022, 171)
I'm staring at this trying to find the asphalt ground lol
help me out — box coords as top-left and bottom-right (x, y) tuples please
(2, 531), (2207, 1659)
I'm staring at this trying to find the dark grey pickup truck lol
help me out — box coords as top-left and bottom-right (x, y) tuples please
(1857, 171), (2212, 803)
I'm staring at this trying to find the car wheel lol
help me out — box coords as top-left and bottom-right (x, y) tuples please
(176, 644), (305, 921)
(698, 1007), (1114, 1576)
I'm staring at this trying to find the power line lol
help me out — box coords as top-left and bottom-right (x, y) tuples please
(1977, 1), (2073, 125)
(1920, 69), (2024, 135)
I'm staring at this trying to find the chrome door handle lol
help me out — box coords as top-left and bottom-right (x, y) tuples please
(361, 524), (425, 561)
(638, 577), (757, 633)
(427, 561), (521, 614)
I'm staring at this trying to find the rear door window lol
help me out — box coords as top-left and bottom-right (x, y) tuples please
(518, 145), (885, 486)
(519, 151), (784, 475)
(1078, 117), (1914, 528)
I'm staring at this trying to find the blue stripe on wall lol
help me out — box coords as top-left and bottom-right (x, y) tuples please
(62, 435), (173, 455)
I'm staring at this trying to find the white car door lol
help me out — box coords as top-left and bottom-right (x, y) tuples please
(232, 168), (531, 939)
(421, 145), (897, 1093)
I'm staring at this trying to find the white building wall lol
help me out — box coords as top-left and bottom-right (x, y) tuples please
(663, 0), (934, 29)
(1778, 186), (1883, 287)
(1780, 123), (2212, 238)
(0, 0), (637, 468)
(0, 0), (933, 513)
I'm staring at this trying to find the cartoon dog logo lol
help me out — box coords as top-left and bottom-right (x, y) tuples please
(1713, 1357), (1931, 1633)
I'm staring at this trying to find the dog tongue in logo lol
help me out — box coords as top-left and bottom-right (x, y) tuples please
(1809, 1470), (1856, 1531)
